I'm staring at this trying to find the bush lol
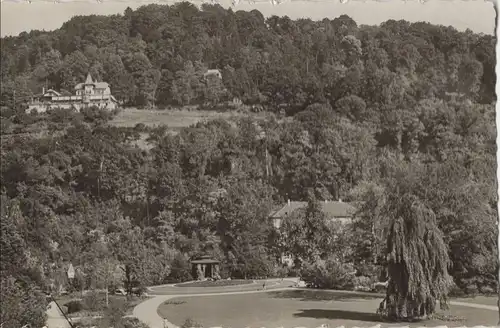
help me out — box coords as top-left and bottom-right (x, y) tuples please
(228, 253), (276, 279)
(65, 300), (83, 314)
(83, 291), (104, 312)
(301, 257), (356, 290)
(353, 276), (373, 292)
(47, 107), (79, 124)
(0, 117), (13, 134)
(272, 265), (292, 278)
(355, 263), (382, 279)
(479, 285), (495, 295)
(81, 106), (114, 124)
(74, 317), (104, 328)
(181, 318), (202, 328)
(134, 123), (148, 132)
(123, 318), (150, 328)
(131, 285), (147, 296)
(102, 298), (126, 328)
(167, 253), (192, 283)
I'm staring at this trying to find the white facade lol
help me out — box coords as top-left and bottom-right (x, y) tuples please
(28, 73), (118, 113)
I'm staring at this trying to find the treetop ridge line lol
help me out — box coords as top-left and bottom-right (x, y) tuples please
(184, 325), (497, 328)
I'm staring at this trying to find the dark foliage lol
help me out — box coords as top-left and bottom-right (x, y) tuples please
(0, 4), (496, 325)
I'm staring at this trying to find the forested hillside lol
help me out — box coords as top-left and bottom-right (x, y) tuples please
(0, 2), (497, 327)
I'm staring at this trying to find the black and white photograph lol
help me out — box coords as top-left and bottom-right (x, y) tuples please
(0, 0), (497, 327)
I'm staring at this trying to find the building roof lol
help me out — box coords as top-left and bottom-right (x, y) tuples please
(44, 89), (61, 97)
(75, 81), (109, 90)
(85, 73), (94, 85)
(270, 201), (357, 218)
(95, 82), (109, 89)
(190, 255), (220, 265)
(74, 73), (109, 90)
(191, 259), (220, 264)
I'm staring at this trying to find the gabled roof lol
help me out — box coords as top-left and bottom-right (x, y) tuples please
(43, 89), (61, 97)
(270, 201), (357, 218)
(75, 81), (109, 90)
(94, 82), (109, 89)
(85, 73), (94, 85)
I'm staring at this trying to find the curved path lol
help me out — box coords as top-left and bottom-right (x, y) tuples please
(133, 279), (498, 328)
(148, 278), (298, 295)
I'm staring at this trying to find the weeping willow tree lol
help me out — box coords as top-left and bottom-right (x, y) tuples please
(377, 193), (453, 321)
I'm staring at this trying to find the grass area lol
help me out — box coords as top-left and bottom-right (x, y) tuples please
(57, 292), (149, 317)
(453, 295), (498, 306)
(157, 290), (498, 327)
(111, 108), (270, 150)
(175, 279), (254, 288)
(110, 108), (255, 129)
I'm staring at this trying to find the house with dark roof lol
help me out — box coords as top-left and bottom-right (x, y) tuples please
(28, 73), (118, 113)
(270, 200), (357, 267)
(269, 199), (357, 230)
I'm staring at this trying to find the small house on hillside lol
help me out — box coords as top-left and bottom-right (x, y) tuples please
(269, 199), (357, 229)
(203, 69), (222, 80)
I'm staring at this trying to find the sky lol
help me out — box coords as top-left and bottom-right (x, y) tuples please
(0, 0), (496, 37)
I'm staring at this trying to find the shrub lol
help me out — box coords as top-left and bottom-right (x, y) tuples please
(301, 257), (356, 290)
(81, 106), (113, 124)
(181, 318), (202, 328)
(134, 123), (147, 132)
(273, 265), (292, 278)
(83, 291), (104, 312)
(47, 107), (79, 124)
(167, 253), (192, 283)
(123, 318), (150, 328)
(102, 298), (127, 328)
(355, 263), (382, 279)
(65, 300), (83, 314)
(0, 117), (13, 134)
(479, 285), (495, 295)
(353, 276), (373, 292)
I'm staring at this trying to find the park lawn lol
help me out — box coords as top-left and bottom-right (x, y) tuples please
(453, 295), (498, 306)
(176, 279), (254, 288)
(157, 290), (498, 328)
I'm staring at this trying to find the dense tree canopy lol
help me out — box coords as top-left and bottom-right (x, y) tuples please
(0, 3), (495, 110)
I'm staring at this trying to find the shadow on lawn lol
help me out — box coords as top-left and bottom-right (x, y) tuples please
(269, 290), (384, 302)
(293, 309), (385, 323)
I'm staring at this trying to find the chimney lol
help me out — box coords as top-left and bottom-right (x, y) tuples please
(42, 87), (45, 94)
(287, 199), (291, 206)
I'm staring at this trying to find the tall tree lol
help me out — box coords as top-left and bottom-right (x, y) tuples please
(378, 193), (452, 321)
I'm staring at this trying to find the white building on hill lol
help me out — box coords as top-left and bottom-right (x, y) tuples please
(28, 73), (118, 113)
